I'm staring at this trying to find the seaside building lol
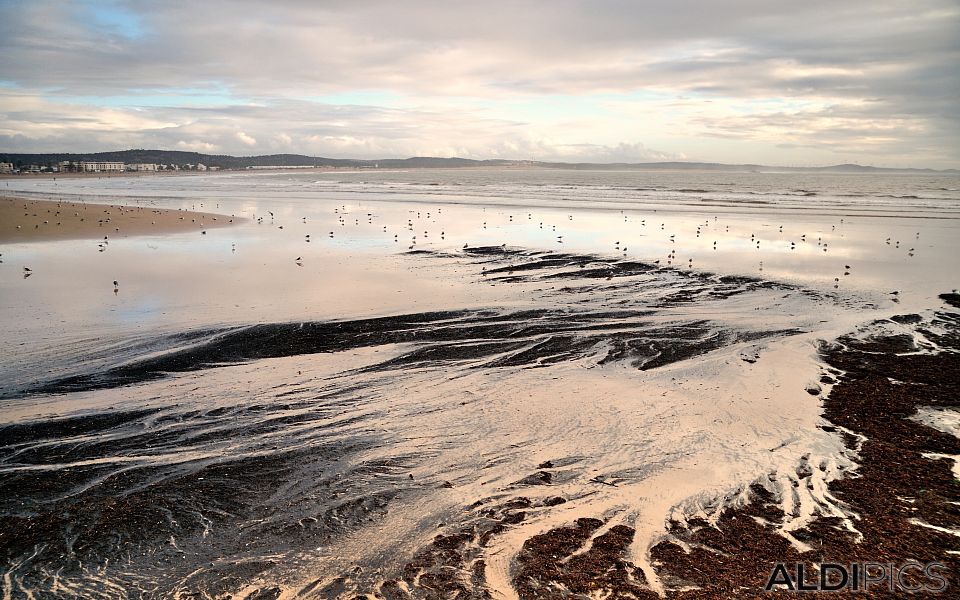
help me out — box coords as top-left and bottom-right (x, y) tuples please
(78, 161), (125, 172)
(196, 163), (208, 171)
(126, 163), (159, 171)
(0, 162), (13, 174)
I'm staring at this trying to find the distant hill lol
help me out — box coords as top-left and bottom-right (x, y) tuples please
(0, 149), (955, 174)
(0, 150), (355, 169)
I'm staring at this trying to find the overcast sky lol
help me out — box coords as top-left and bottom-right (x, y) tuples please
(0, 0), (957, 168)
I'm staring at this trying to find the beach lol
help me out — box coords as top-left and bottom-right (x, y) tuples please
(1, 169), (958, 598)
(0, 196), (238, 243)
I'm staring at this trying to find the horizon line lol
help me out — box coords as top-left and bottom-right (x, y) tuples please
(1, 149), (957, 172)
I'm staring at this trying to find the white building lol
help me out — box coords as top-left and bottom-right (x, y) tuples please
(126, 163), (159, 172)
(79, 161), (125, 172)
(196, 163), (208, 171)
(0, 162), (13, 174)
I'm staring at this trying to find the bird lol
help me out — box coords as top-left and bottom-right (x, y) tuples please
(23, 267), (31, 272)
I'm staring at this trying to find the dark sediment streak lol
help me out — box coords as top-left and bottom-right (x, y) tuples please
(16, 247), (798, 398)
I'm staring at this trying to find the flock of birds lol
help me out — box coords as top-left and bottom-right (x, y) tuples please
(8, 200), (924, 302)
(232, 203), (920, 300)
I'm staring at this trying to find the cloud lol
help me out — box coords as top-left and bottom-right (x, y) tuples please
(235, 131), (257, 146)
(0, 0), (956, 167)
(176, 140), (218, 152)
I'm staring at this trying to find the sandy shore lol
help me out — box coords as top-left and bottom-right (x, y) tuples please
(0, 196), (240, 243)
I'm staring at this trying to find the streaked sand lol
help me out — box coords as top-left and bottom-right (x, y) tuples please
(0, 196), (240, 243)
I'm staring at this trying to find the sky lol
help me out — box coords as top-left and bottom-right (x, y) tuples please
(0, 0), (957, 168)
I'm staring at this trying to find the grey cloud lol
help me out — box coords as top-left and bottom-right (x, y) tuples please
(0, 1), (957, 166)
(2, 1), (955, 97)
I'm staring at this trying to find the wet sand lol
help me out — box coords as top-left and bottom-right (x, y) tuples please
(638, 295), (960, 598)
(1, 170), (958, 598)
(0, 196), (239, 243)
(7, 277), (956, 598)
